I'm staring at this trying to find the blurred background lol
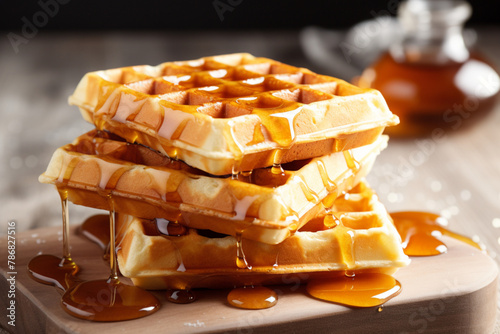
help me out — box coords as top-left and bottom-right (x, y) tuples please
(0, 0), (499, 251)
(2, 0), (499, 31)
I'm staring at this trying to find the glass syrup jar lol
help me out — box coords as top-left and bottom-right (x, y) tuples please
(356, 0), (499, 137)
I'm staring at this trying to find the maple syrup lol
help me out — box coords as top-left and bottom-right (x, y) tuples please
(227, 286), (278, 310)
(248, 149), (290, 188)
(235, 230), (251, 269)
(81, 215), (189, 278)
(29, 191), (160, 321)
(251, 166), (289, 188)
(28, 190), (79, 290)
(61, 209), (160, 321)
(27, 254), (79, 291)
(316, 160), (338, 195)
(231, 165), (240, 180)
(342, 150), (360, 191)
(296, 175), (320, 203)
(62, 278), (160, 321)
(155, 217), (188, 236)
(390, 211), (481, 256)
(31, 207), (485, 318)
(358, 52), (499, 137)
(167, 289), (197, 304)
(306, 273), (402, 308)
(356, 0), (499, 137)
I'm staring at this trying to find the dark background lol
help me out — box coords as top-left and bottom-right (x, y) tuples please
(1, 0), (498, 32)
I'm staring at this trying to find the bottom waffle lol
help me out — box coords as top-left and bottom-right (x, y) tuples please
(116, 181), (410, 290)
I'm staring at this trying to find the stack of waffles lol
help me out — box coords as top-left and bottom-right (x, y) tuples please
(40, 53), (410, 290)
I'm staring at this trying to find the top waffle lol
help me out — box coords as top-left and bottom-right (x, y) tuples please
(69, 53), (398, 175)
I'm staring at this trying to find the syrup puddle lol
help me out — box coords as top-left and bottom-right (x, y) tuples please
(28, 193), (79, 291)
(227, 286), (278, 310)
(390, 211), (482, 256)
(62, 278), (159, 321)
(30, 209), (483, 316)
(28, 254), (79, 291)
(28, 194), (160, 321)
(61, 206), (160, 321)
(167, 289), (197, 304)
(306, 273), (402, 308)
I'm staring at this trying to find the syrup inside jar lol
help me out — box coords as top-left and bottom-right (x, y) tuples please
(356, 0), (500, 137)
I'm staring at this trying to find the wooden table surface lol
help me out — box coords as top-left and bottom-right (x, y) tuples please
(0, 27), (499, 333)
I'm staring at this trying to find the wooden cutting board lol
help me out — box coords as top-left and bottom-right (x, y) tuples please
(0, 225), (498, 334)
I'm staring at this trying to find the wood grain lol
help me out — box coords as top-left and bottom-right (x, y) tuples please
(0, 224), (497, 334)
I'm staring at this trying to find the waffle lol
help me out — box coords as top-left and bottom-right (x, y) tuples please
(69, 53), (398, 175)
(115, 182), (410, 290)
(39, 130), (388, 244)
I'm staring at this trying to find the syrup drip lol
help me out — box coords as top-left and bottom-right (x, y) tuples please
(235, 230), (251, 269)
(252, 166), (288, 188)
(343, 150), (360, 171)
(324, 212), (342, 229)
(155, 217), (188, 236)
(247, 123), (266, 146)
(390, 211), (481, 256)
(306, 273), (402, 308)
(231, 165), (239, 180)
(251, 149), (288, 188)
(152, 217), (187, 272)
(28, 190), (79, 290)
(327, 213), (356, 268)
(167, 289), (197, 304)
(238, 170), (253, 183)
(316, 160), (337, 191)
(255, 104), (303, 148)
(322, 192), (339, 213)
(271, 162), (284, 175)
(29, 188), (160, 321)
(344, 270), (356, 278)
(296, 175), (320, 203)
(317, 159), (339, 211)
(61, 207), (160, 321)
(342, 150), (360, 188)
(271, 148), (285, 172)
(165, 146), (178, 160)
(227, 286), (278, 310)
(317, 160), (338, 201)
